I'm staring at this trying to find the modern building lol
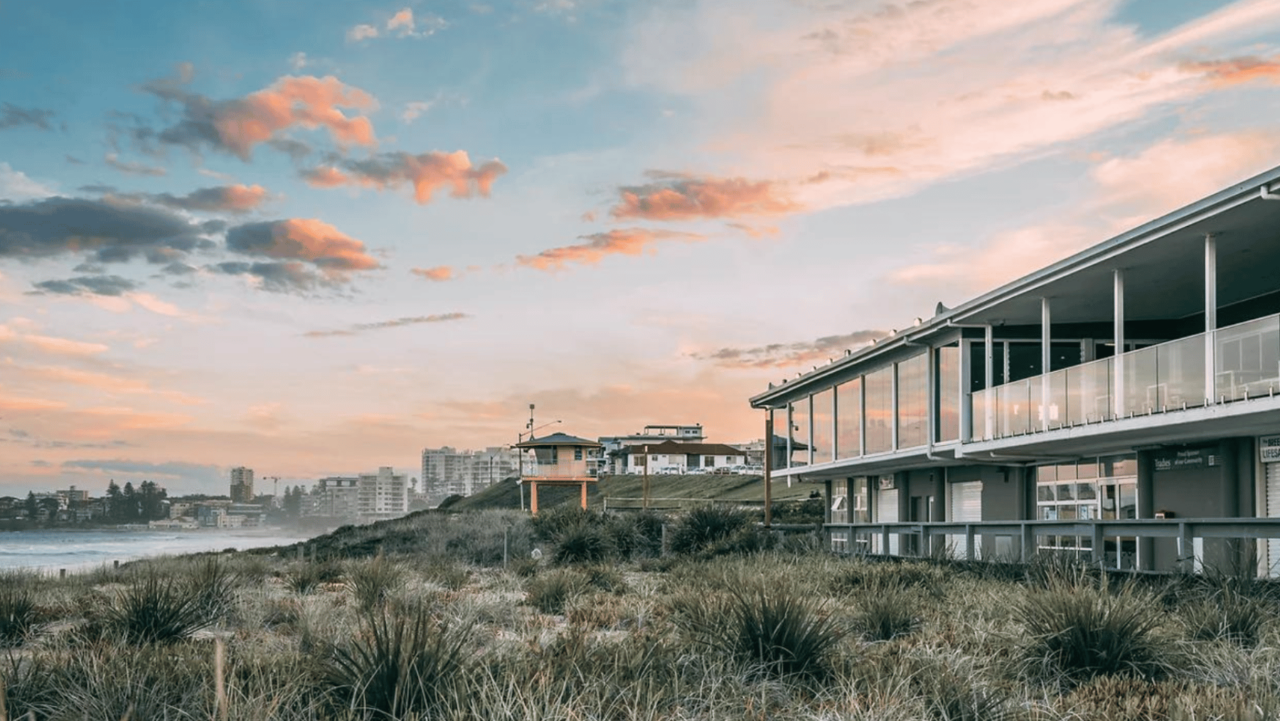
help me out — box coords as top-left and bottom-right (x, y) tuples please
(229, 467), (254, 503)
(357, 467), (409, 520)
(305, 476), (360, 519)
(517, 432), (603, 514)
(626, 441), (748, 474)
(599, 424), (706, 473)
(750, 165), (1280, 575)
(420, 446), (518, 506)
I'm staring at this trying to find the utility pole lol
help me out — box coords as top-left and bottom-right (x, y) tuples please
(643, 444), (650, 511)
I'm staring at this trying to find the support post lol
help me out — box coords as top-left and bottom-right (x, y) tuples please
(959, 339), (973, 442)
(643, 444), (650, 511)
(530, 481), (538, 515)
(1113, 269), (1126, 418)
(1091, 523), (1105, 567)
(1179, 522), (1195, 573)
(580, 481), (587, 510)
(764, 415), (773, 528)
(1021, 522), (1035, 563)
(1041, 296), (1051, 431)
(882, 525), (891, 557)
(965, 524), (975, 562)
(984, 325), (995, 438)
(1205, 234), (1217, 405)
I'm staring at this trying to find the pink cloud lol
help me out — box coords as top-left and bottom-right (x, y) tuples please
(303, 150), (507, 204)
(1183, 55), (1280, 86)
(516, 228), (706, 271)
(213, 76), (377, 159)
(611, 175), (800, 221)
(225, 218), (380, 275)
(411, 266), (456, 281)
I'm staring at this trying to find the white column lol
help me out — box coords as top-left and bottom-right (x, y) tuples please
(927, 346), (937, 445)
(1114, 269), (1125, 418)
(959, 340), (972, 442)
(984, 325), (994, 438)
(1041, 297), (1051, 431)
(1205, 233), (1217, 404)
(859, 376), (866, 456)
(890, 364), (899, 451)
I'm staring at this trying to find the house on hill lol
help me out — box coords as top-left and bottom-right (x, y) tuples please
(626, 440), (747, 474)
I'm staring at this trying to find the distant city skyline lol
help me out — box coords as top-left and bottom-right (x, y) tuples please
(3, 0), (1280, 493)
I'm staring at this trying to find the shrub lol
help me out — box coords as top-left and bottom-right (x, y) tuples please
(510, 557), (540, 578)
(190, 557), (236, 619)
(667, 505), (755, 556)
(1019, 579), (1168, 684)
(581, 565), (628, 594)
(286, 563), (325, 595)
(857, 588), (920, 642)
(605, 512), (663, 560)
(552, 522), (615, 565)
(103, 571), (212, 645)
(324, 605), (471, 718)
(347, 554), (404, 611)
(0, 583), (38, 648)
(422, 561), (471, 591)
(524, 570), (585, 615)
(1182, 585), (1267, 647)
(680, 586), (844, 680)
(531, 505), (597, 542)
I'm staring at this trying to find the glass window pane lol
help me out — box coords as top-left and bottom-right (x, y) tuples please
(812, 389), (834, 464)
(1057, 484), (1075, 501)
(937, 346), (960, 442)
(790, 398), (810, 466)
(864, 367), (893, 454)
(1037, 485), (1055, 502)
(1076, 483), (1097, 501)
(836, 379), (862, 459)
(1060, 505), (1077, 520)
(896, 353), (928, 449)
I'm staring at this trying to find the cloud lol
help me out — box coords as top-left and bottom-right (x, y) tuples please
(0, 103), (55, 131)
(31, 275), (139, 297)
(401, 100), (434, 124)
(104, 153), (167, 176)
(0, 162), (54, 201)
(1183, 54), (1280, 87)
(388, 8), (414, 33)
(0, 392), (67, 412)
(611, 174), (799, 221)
(516, 228), (707, 271)
(0, 325), (109, 356)
(304, 312), (470, 338)
(619, 0), (1280, 214)
(225, 218), (379, 272)
(0, 196), (213, 264)
(346, 23), (380, 42)
(210, 260), (328, 293)
(889, 130), (1280, 293)
(410, 266), (456, 281)
(301, 150), (506, 203)
(693, 330), (886, 369)
(141, 71), (377, 161)
(62, 459), (223, 488)
(94, 184), (270, 214)
(289, 51), (308, 70)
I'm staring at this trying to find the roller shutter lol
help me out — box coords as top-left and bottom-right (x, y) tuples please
(875, 488), (899, 556)
(949, 481), (983, 560)
(1265, 462), (1280, 577)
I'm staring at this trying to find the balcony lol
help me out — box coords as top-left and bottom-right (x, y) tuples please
(520, 460), (601, 480)
(971, 313), (1280, 441)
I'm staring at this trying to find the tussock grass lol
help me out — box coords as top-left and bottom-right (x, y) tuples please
(5, 509), (1280, 718)
(103, 570), (215, 645)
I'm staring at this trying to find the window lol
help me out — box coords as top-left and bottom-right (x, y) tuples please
(896, 353), (928, 449)
(706, 456), (715, 467)
(836, 378), (862, 459)
(574, 448), (583, 461)
(790, 397), (811, 466)
(864, 367), (893, 453)
(812, 388), (834, 464)
(936, 346), (960, 442)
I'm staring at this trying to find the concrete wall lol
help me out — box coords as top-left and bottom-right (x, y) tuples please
(1148, 439), (1253, 573)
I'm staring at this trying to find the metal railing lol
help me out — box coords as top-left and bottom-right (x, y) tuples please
(602, 496), (765, 511)
(971, 312), (1280, 441)
(825, 517), (1280, 573)
(520, 461), (601, 478)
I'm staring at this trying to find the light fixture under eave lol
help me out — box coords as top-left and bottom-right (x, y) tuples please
(845, 349), (852, 356)
(913, 317), (923, 326)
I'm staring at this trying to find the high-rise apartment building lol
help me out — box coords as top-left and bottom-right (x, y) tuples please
(357, 466), (408, 520)
(421, 446), (518, 506)
(230, 467), (254, 502)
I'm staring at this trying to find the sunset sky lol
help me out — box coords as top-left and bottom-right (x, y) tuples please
(3, 0), (1280, 495)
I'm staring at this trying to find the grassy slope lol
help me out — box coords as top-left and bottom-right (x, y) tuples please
(445, 473), (815, 513)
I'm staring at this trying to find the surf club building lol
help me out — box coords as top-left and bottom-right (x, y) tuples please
(750, 165), (1280, 575)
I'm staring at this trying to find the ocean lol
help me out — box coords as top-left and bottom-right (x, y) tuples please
(0, 528), (318, 573)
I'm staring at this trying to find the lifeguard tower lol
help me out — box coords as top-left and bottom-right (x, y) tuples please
(516, 432), (602, 514)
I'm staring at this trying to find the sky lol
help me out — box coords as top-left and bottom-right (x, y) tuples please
(2, 0), (1280, 495)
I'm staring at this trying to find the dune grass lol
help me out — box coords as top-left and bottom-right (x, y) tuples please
(3, 508), (1280, 720)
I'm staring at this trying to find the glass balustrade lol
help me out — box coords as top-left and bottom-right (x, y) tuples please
(966, 313), (1280, 442)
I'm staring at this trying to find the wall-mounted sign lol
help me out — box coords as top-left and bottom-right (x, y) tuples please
(1153, 446), (1218, 472)
(1260, 435), (1280, 463)
(878, 476), (896, 490)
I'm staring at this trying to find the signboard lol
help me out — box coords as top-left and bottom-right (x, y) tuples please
(1260, 435), (1280, 463)
(878, 476), (896, 490)
(1153, 447), (1218, 472)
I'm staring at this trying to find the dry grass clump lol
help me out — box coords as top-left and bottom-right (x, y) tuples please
(346, 553), (404, 610)
(102, 569), (217, 645)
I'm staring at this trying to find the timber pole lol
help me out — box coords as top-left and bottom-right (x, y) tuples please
(642, 444), (650, 511)
(764, 415), (773, 528)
